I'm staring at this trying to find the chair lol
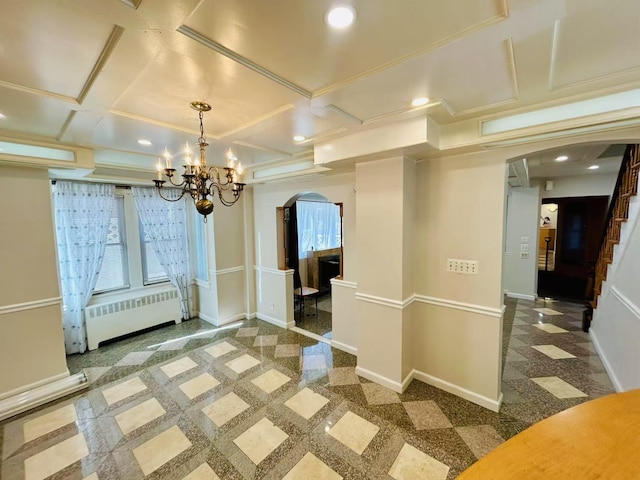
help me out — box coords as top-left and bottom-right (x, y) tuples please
(294, 270), (319, 320)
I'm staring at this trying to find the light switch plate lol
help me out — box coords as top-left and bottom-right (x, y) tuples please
(447, 259), (479, 275)
(521, 237), (529, 243)
(520, 244), (529, 251)
(520, 252), (529, 259)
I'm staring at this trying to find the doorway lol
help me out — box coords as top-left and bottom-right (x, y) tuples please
(281, 193), (343, 340)
(538, 196), (608, 300)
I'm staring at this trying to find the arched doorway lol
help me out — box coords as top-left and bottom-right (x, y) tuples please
(281, 192), (343, 340)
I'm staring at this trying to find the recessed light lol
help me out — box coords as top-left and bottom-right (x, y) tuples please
(293, 135), (306, 142)
(0, 112), (6, 119)
(138, 139), (152, 146)
(555, 155), (568, 162)
(411, 97), (429, 107)
(588, 165), (599, 170)
(326, 5), (356, 28)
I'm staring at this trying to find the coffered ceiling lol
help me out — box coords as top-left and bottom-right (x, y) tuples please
(1, 0), (640, 176)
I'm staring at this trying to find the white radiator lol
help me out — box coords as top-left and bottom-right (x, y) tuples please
(85, 288), (181, 350)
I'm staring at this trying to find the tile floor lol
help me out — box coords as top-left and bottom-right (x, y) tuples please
(0, 297), (615, 479)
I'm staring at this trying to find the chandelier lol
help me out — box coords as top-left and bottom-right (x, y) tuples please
(153, 101), (245, 219)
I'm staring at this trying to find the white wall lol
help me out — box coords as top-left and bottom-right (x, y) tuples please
(591, 197), (640, 391)
(0, 167), (68, 396)
(503, 185), (541, 300)
(541, 173), (617, 199)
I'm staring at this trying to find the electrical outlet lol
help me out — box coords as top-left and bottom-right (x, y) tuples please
(520, 244), (529, 251)
(447, 259), (478, 275)
(520, 252), (529, 259)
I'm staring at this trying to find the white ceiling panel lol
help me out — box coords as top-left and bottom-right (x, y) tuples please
(322, 37), (517, 122)
(184, 0), (506, 93)
(90, 113), (280, 166)
(0, 89), (74, 138)
(232, 103), (356, 155)
(113, 45), (302, 137)
(0, 0), (115, 98)
(550, 0), (640, 90)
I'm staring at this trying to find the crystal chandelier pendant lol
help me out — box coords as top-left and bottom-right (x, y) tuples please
(152, 101), (245, 221)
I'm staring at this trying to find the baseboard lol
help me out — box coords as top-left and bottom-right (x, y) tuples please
(291, 327), (330, 345)
(0, 372), (88, 422)
(247, 312), (257, 320)
(411, 369), (502, 412)
(589, 329), (623, 392)
(355, 366), (404, 393)
(217, 313), (247, 326)
(331, 339), (357, 356)
(197, 311), (218, 326)
(506, 292), (537, 301)
(256, 312), (294, 329)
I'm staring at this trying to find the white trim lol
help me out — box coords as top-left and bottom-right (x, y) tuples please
(218, 313), (248, 326)
(610, 286), (640, 321)
(254, 266), (294, 276)
(411, 369), (503, 412)
(257, 312), (294, 329)
(330, 278), (357, 289)
(355, 292), (412, 309)
(0, 371), (70, 401)
(0, 372), (88, 421)
(192, 278), (211, 289)
(331, 339), (357, 355)
(291, 327), (331, 345)
(589, 329), (623, 392)
(506, 292), (537, 301)
(216, 266), (245, 276)
(197, 311), (218, 326)
(355, 366), (404, 393)
(413, 294), (503, 318)
(247, 312), (257, 320)
(197, 311), (252, 327)
(0, 297), (61, 316)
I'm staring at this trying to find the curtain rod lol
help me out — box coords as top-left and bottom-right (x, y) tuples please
(51, 179), (132, 189)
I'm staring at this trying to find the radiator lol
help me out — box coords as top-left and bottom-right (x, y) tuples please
(85, 288), (181, 350)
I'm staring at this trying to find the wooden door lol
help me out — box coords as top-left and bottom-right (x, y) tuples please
(552, 196), (608, 279)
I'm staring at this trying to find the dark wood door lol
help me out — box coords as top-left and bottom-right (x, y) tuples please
(552, 196), (608, 279)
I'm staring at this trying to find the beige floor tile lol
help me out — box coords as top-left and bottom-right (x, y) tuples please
(236, 327), (259, 337)
(179, 373), (220, 399)
(24, 433), (89, 480)
(225, 354), (261, 374)
(301, 354), (327, 370)
(532, 345), (576, 359)
(328, 367), (360, 386)
(388, 443), (449, 480)
(533, 308), (564, 316)
(205, 342), (237, 358)
(283, 452), (342, 480)
(102, 377), (147, 406)
(202, 392), (250, 427)
(114, 351), (154, 366)
(455, 425), (504, 459)
(183, 462), (221, 480)
(532, 376), (588, 399)
(274, 344), (300, 358)
(115, 398), (166, 435)
(532, 323), (568, 334)
(133, 425), (191, 476)
(233, 417), (288, 465)
(361, 383), (400, 405)
(160, 357), (198, 378)
(23, 404), (77, 442)
(284, 388), (329, 420)
(83, 473), (99, 480)
(251, 369), (291, 394)
(254, 335), (279, 347)
(328, 411), (379, 455)
(403, 401), (452, 430)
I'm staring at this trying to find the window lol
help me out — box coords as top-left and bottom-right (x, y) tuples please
(296, 200), (341, 257)
(140, 221), (169, 284)
(94, 196), (129, 292)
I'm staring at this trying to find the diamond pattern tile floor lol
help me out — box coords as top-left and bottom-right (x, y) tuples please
(0, 298), (615, 480)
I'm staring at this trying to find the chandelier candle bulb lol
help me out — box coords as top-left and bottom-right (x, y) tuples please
(156, 160), (163, 180)
(163, 148), (172, 169)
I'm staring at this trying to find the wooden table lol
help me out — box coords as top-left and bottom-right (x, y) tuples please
(458, 389), (640, 479)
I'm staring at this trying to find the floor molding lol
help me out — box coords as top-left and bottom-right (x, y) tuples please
(355, 366), (404, 393)
(291, 327), (330, 345)
(0, 372), (88, 421)
(506, 292), (537, 301)
(257, 312), (294, 329)
(589, 329), (623, 392)
(331, 339), (357, 355)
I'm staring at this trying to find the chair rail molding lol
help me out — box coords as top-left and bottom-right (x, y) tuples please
(0, 297), (61, 316)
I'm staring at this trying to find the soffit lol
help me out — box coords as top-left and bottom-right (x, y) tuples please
(526, 144), (623, 178)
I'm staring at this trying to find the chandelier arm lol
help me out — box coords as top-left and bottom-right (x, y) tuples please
(210, 182), (242, 207)
(165, 175), (187, 187)
(156, 186), (188, 202)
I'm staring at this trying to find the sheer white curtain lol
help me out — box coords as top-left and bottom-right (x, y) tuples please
(132, 187), (193, 319)
(296, 200), (341, 257)
(52, 181), (115, 354)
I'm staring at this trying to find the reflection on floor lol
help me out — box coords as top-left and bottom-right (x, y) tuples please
(0, 298), (614, 479)
(295, 293), (332, 340)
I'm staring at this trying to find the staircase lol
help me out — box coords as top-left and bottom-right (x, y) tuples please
(590, 144), (640, 313)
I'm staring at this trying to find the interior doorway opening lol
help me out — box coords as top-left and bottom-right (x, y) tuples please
(279, 192), (343, 340)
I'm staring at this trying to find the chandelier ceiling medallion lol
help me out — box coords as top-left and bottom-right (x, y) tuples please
(153, 101), (245, 219)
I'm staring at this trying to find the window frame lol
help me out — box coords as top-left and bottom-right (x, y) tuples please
(139, 219), (170, 286)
